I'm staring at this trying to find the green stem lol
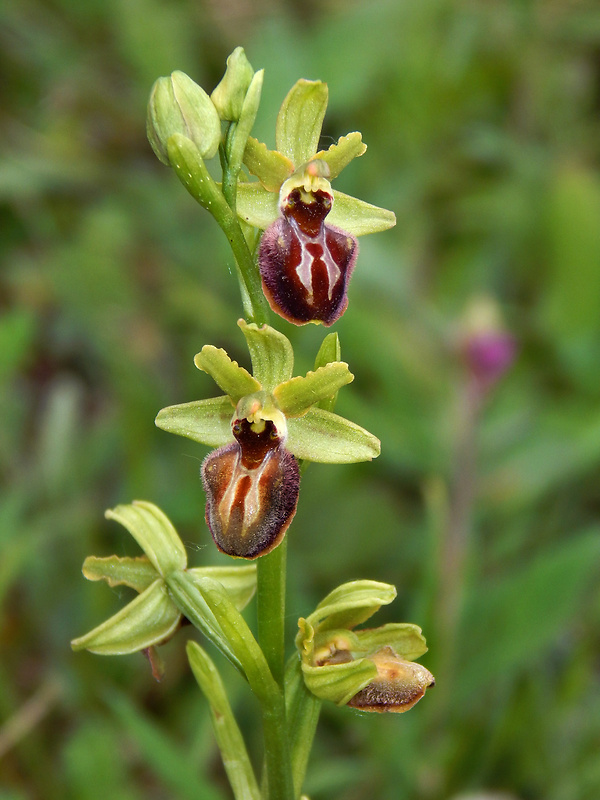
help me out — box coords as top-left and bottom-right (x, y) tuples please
(257, 540), (293, 799)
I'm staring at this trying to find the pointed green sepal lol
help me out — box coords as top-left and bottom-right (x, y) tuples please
(105, 501), (187, 577)
(236, 182), (279, 229)
(302, 656), (378, 707)
(82, 555), (157, 594)
(187, 641), (261, 800)
(71, 579), (180, 655)
(354, 623), (428, 661)
(211, 47), (255, 122)
(187, 564), (257, 611)
(329, 190), (396, 236)
(286, 407), (380, 463)
(276, 80), (328, 166)
(155, 395), (234, 448)
(315, 132), (367, 179)
(306, 580), (397, 632)
(243, 136), (294, 191)
(237, 319), (294, 392)
(314, 333), (342, 412)
(194, 346), (261, 401)
(274, 363), (354, 418)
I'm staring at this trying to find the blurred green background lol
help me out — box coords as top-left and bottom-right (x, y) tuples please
(3, 0), (600, 798)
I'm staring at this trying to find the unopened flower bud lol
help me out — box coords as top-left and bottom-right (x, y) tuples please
(459, 296), (516, 391)
(211, 46), (255, 121)
(147, 71), (221, 166)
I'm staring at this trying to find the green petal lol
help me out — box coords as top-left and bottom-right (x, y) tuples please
(71, 579), (180, 655)
(276, 79), (328, 166)
(329, 190), (396, 236)
(155, 395), (234, 447)
(187, 565), (257, 611)
(286, 407), (380, 463)
(243, 137), (294, 191)
(194, 345), (261, 401)
(274, 363), (354, 418)
(307, 580), (397, 632)
(82, 555), (157, 594)
(105, 501), (188, 577)
(236, 182), (279, 229)
(313, 332), (342, 412)
(354, 623), (428, 661)
(237, 319), (294, 392)
(315, 132), (366, 180)
(302, 657), (376, 707)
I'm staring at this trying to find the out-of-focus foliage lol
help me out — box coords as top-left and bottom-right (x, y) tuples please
(2, 1), (600, 798)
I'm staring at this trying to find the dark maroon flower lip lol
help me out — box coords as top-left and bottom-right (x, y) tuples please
(259, 186), (358, 327)
(202, 418), (300, 559)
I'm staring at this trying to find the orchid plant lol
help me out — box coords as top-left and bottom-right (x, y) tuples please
(72, 47), (434, 800)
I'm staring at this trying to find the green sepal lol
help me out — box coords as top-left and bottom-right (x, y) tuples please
(286, 407), (380, 463)
(276, 80), (328, 167)
(82, 555), (157, 594)
(243, 137), (294, 191)
(236, 182), (279, 229)
(105, 501), (187, 577)
(306, 580), (397, 632)
(315, 132), (366, 179)
(353, 623), (428, 661)
(314, 332), (342, 412)
(302, 654), (376, 707)
(329, 190), (396, 236)
(187, 564), (257, 611)
(226, 70), (264, 181)
(71, 579), (180, 655)
(237, 319), (294, 392)
(187, 641), (261, 800)
(194, 345), (261, 401)
(273, 363), (354, 418)
(147, 72), (221, 165)
(167, 133), (224, 213)
(155, 395), (234, 448)
(211, 47), (255, 122)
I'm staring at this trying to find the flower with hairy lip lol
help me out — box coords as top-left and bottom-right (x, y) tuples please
(237, 79), (396, 325)
(155, 320), (380, 558)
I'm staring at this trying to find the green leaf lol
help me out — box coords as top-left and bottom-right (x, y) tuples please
(286, 407), (380, 463)
(353, 623), (428, 661)
(274, 363), (354, 418)
(82, 555), (157, 593)
(187, 564), (257, 611)
(329, 189), (396, 236)
(285, 655), (322, 797)
(237, 319), (294, 392)
(105, 501), (187, 577)
(194, 345), (261, 401)
(243, 137), (294, 191)
(187, 641), (261, 800)
(315, 132), (367, 179)
(155, 395), (234, 447)
(308, 580), (397, 632)
(71, 580), (180, 655)
(276, 79), (329, 166)
(236, 181), (279, 229)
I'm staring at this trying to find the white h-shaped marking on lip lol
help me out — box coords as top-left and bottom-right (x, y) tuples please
(291, 220), (341, 302)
